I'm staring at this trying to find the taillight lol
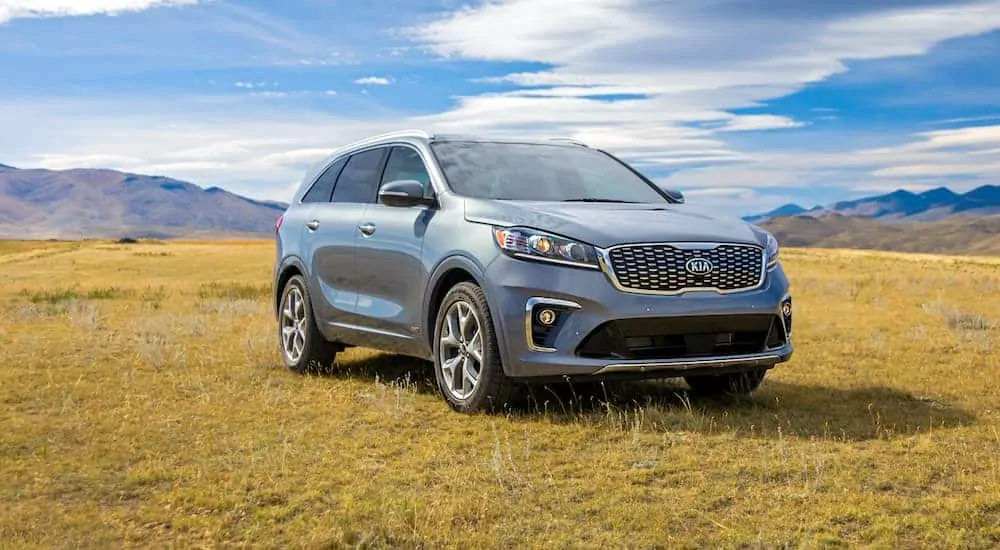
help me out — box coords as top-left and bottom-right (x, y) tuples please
(275, 214), (285, 233)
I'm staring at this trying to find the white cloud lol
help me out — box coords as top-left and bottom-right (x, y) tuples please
(411, 0), (661, 63)
(0, 98), (402, 201)
(926, 114), (1000, 125)
(139, 160), (230, 174)
(256, 148), (334, 167)
(676, 186), (800, 214)
(407, 1), (1000, 141)
(249, 91), (288, 98)
(683, 187), (758, 199)
(657, 121), (1000, 207)
(716, 114), (807, 133)
(874, 163), (1000, 177)
(33, 153), (148, 170)
(5, 0), (1000, 215)
(907, 124), (1000, 151)
(401, 0), (1000, 205)
(234, 81), (271, 89)
(353, 76), (392, 85)
(0, 0), (198, 24)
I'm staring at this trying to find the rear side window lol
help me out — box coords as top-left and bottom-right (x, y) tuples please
(381, 146), (431, 194)
(301, 158), (347, 203)
(331, 148), (387, 204)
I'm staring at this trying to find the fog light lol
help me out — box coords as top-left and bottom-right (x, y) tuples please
(781, 301), (792, 318)
(537, 309), (557, 326)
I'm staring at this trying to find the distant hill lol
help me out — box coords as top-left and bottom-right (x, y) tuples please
(759, 213), (1000, 256)
(0, 165), (287, 239)
(744, 185), (1000, 223)
(743, 203), (810, 223)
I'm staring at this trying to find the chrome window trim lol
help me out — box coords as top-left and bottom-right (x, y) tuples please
(524, 297), (582, 353)
(595, 241), (768, 296)
(297, 139), (449, 206)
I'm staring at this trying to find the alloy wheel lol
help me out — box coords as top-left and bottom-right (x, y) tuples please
(438, 300), (484, 400)
(280, 286), (307, 363)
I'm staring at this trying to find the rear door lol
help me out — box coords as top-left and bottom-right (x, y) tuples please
(353, 145), (437, 356)
(301, 147), (388, 340)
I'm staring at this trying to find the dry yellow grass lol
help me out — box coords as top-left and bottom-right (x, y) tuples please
(1, 240), (998, 549)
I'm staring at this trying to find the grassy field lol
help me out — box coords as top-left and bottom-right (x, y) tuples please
(1, 240), (998, 549)
(760, 214), (1000, 257)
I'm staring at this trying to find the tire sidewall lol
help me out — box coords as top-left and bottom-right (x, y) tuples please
(278, 275), (315, 372)
(432, 283), (501, 411)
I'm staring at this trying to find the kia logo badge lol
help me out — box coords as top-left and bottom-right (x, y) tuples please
(685, 257), (714, 275)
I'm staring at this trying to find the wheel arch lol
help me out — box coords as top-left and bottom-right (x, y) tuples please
(423, 255), (511, 371)
(274, 256), (307, 318)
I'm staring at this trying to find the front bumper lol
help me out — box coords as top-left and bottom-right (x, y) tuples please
(483, 254), (794, 380)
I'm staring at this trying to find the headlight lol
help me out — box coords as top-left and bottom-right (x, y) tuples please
(765, 232), (779, 268)
(492, 226), (599, 269)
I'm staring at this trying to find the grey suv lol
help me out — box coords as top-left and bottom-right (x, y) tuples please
(273, 130), (793, 412)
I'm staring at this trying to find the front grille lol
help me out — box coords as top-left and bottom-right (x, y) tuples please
(604, 243), (764, 294)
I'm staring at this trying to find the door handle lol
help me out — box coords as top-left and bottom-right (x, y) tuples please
(306, 220), (320, 231)
(358, 222), (376, 236)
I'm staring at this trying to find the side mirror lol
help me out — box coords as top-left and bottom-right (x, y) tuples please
(378, 180), (433, 207)
(660, 187), (685, 204)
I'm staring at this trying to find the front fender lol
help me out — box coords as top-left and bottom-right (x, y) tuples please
(422, 254), (513, 374)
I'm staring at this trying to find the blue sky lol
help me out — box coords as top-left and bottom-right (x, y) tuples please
(1, 0), (1000, 216)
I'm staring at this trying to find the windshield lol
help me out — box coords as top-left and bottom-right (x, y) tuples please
(429, 141), (671, 203)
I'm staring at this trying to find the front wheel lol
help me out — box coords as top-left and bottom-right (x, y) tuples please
(432, 282), (520, 413)
(684, 368), (768, 396)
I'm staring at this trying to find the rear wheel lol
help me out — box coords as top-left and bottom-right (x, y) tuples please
(278, 275), (339, 374)
(684, 368), (768, 396)
(433, 282), (520, 413)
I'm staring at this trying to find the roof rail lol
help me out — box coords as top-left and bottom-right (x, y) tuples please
(548, 137), (590, 147)
(336, 129), (435, 152)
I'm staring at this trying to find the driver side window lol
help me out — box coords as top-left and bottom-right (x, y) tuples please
(380, 146), (431, 198)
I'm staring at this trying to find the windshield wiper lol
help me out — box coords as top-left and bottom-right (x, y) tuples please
(561, 198), (639, 203)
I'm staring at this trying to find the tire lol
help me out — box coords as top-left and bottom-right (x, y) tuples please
(277, 275), (340, 374)
(432, 282), (520, 413)
(684, 368), (768, 397)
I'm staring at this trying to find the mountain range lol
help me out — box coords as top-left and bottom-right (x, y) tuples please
(743, 185), (1000, 223)
(2, 163), (999, 256)
(0, 164), (287, 239)
(756, 213), (1000, 256)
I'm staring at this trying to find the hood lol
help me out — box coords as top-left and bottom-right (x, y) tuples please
(463, 199), (768, 249)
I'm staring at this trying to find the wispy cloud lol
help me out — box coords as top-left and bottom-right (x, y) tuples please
(659, 123), (1000, 205)
(0, 98), (403, 201)
(2, 0), (1000, 216)
(925, 114), (1000, 125)
(0, 0), (198, 24)
(407, 0), (1000, 164)
(234, 81), (271, 89)
(353, 76), (392, 85)
(716, 115), (807, 133)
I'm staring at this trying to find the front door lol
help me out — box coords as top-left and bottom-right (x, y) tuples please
(302, 147), (388, 342)
(354, 145), (437, 356)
